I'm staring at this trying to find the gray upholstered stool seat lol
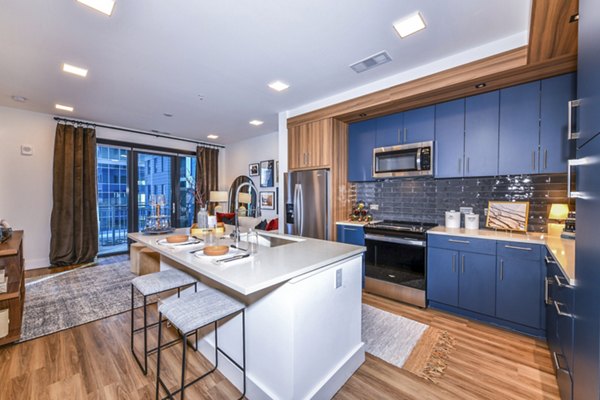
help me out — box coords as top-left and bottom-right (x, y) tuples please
(158, 288), (245, 334)
(156, 287), (247, 400)
(130, 268), (207, 375)
(132, 269), (199, 296)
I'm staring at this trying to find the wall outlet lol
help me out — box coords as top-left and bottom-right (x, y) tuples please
(335, 269), (342, 289)
(460, 207), (473, 214)
(370, 204), (379, 211)
(484, 208), (488, 216)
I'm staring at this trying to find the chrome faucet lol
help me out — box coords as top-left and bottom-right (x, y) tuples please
(231, 181), (261, 242)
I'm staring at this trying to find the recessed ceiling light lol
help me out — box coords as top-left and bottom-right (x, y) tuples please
(77, 0), (115, 16)
(393, 12), (426, 38)
(55, 104), (74, 112)
(268, 81), (290, 92)
(62, 63), (88, 77)
(249, 120), (264, 126)
(11, 95), (27, 103)
(475, 83), (487, 89)
(207, 134), (219, 140)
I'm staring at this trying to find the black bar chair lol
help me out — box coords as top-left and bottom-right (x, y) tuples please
(155, 287), (246, 400)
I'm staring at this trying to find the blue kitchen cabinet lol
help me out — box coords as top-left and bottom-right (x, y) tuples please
(577, 0), (600, 144)
(435, 99), (465, 178)
(498, 81), (541, 175)
(348, 119), (377, 181)
(336, 224), (365, 287)
(496, 243), (544, 329)
(427, 247), (459, 306)
(458, 252), (496, 316)
(465, 91), (500, 177)
(540, 73), (577, 173)
(375, 113), (402, 148)
(404, 105), (435, 144)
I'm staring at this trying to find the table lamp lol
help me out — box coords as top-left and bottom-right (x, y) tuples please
(548, 203), (569, 236)
(238, 192), (252, 217)
(209, 191), (228, 214)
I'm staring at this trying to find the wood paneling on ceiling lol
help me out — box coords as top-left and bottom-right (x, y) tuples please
(528, 0), (579, 64)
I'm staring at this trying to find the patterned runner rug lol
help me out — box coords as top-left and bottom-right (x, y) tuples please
(362, 304), (455, 382)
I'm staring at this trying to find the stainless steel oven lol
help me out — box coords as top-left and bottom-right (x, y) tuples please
(372, 141), (433, 178)
(364, 220), (436, 307)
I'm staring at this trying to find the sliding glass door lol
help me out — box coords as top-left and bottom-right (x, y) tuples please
(96, 143), (197, 256)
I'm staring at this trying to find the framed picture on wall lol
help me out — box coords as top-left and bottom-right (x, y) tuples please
(260, 159), (274, 187)
(249, 163), (259, 176)
(486, 201), (530, 232)
(260, 191), (275, 210)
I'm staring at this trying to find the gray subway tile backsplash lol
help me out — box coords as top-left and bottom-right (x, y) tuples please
(350, 173), (573, 233)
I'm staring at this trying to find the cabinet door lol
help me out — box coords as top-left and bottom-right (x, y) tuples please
(496, 256), (543, 328)
(306, 119), (332, 168)
(465, 91), (500, 177)
(427, 247), (459, 307)
(336, 225), (345, 243)
(577, 0), (600, 143)
(458, 252), (496, 316)
(348, 120), (376, 181)
(435, 99), (465, 178)
(540, 73), (577, 173)
(338, 225), (364, 246)
(288, 125), (303, 170)
(404, 105), (435, 144)
(498, 81), (541, 175)
(375, 113), (403, 148)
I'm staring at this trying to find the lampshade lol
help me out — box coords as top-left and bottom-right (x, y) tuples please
(549, 203), (569, 221)
(238, 192), (252, 204)
(209, 191), (228, 203)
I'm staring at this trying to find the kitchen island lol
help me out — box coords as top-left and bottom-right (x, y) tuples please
(128, 229), (366, 400)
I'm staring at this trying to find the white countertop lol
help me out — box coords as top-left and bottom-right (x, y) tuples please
(128, 228), (365, 296)
(336, 220), (381, 226)
(428, 226), (575, 284)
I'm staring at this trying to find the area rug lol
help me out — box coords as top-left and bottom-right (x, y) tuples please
(362, 304), (455, 382)
(21, 258), (142, 342)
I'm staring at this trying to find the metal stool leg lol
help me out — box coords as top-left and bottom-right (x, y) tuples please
(143, 294), (148, 374)
(181, 332), (188, 400)
(155, 312), (163, 400)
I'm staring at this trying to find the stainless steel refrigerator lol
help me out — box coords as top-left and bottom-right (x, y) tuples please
(284, 169), (329, 240)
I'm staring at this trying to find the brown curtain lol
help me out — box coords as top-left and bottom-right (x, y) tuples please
(49, 124), (98, 266)
(196, 146), (219, 214)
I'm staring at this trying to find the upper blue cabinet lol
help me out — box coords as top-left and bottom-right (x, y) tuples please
(435, 99), (465, 178)
(348, 119), (377, 182)
(577, 0), (600, 144)
(375, 106), (434, 148)
(465, 91), (500, 177)
(499, 81), (541, 175)
(540, 73), (576, 173)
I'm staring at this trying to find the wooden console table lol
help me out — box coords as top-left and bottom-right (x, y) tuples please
(0, 231), (25, 346)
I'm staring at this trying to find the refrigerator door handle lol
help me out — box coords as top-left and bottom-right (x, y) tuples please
(568, 158), (589, 199)
(293, 184), (301, 235)
(298, 184), (304, 236)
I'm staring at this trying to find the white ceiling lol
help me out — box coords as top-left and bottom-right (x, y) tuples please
(0, 0), (531, 144)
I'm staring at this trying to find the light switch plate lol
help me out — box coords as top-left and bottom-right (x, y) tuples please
(460, 207), (473, 214)
(335, 269), (342, 289)
(370, 204), (379, 211)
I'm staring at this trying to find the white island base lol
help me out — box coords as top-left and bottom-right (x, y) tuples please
(194, 255), (364, 400)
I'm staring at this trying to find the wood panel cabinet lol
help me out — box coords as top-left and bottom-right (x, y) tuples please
(0, 231), (25, 346)
(288, 119), (333, 170)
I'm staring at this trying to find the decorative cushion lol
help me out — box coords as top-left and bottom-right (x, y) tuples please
(254, 219), (268, 230)
(266, 218), (279, 231)
(216, 212), (235, 223)
(132, 269), (198, 296)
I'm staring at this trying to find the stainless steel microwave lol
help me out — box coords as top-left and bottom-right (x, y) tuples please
(372, 141), (434, 178)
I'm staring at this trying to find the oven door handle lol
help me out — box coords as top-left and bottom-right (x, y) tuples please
(365, 233), (426, 247)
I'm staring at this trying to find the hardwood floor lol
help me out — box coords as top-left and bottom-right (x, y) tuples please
(0, 289), (560, 399)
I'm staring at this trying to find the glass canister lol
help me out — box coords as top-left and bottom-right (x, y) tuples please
(197, 206), (209, 229)
(247, 228), (259, 254)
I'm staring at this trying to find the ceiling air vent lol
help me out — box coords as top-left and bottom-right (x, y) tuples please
(350, 51), (392, 73)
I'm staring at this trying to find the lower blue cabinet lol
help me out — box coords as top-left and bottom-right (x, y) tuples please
(337, 224), (365, 287)
(427, 234), (546, 337)
(458, 252), (496, 316)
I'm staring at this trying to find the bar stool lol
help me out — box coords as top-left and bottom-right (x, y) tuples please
(156, 288), (246, 400)
(131, 268), (207, 375)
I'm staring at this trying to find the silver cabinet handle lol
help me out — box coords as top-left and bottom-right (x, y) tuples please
(458, 158), (462, 174)
(343, 227), (357, 232)
(461, 254), (465, 273)
(568, 99), (581, 140)
(504, 244), (532, 251)
(451, 254), (456, 273)
(553, 352), (570, 374)
(545, 255), (557, 265)
(568, 158), (586, 198)
(532, 151), (536, 171)
(466, 157), (470, 174)
(544, 149), (548, 170)
(554, 301), (573, 318)
(555, 274), (573, 289)
(404, 127), (407, 143)
(449, 239), (470, 244)
(499, 259), (504, 280)
(544, 277), (550, 305)
(397, 128), (401, 144)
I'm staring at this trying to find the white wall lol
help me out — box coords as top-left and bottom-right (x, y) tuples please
(0, 105), (226, 269)
(223, 131), (279, 222)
